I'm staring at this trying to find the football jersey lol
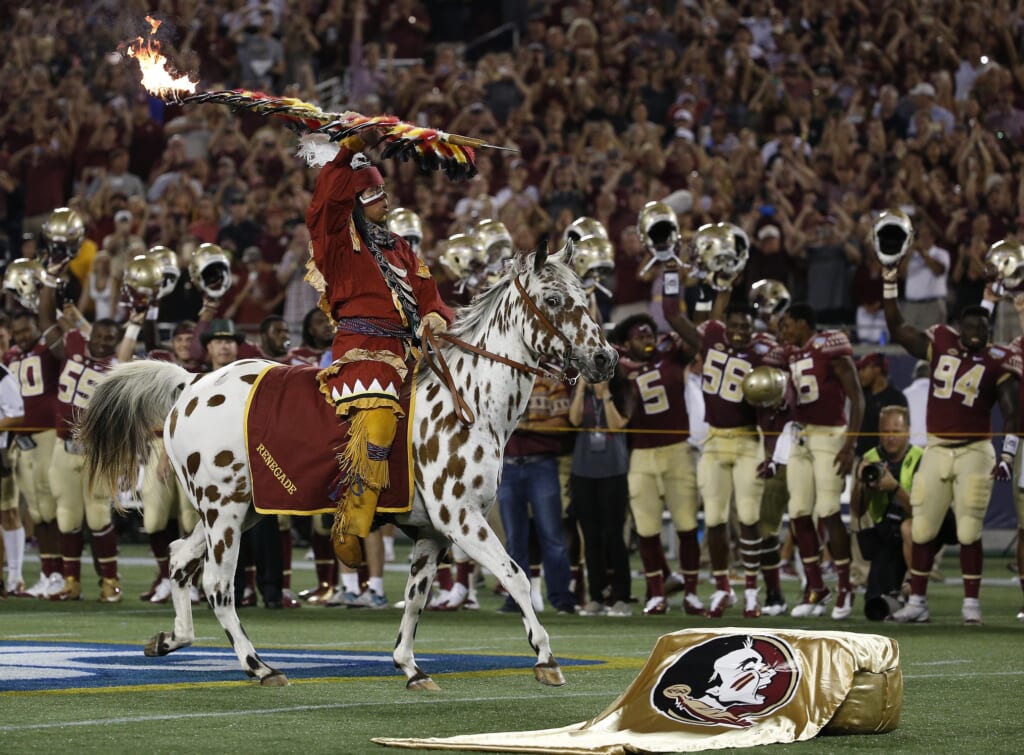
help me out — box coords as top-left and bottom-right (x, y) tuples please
(4, 341), (61, 433)
(285, 346), (325, 366)
(623, 340), (690, 449)
(925, 325), (1020, 440)
(148, 349), (204, 373)
(697, 320), (779, 428)
(785, 329), (853, 427)
(55, 330), (118, 439)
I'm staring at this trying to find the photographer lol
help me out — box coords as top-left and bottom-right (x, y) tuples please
(851, 405), (922, 619)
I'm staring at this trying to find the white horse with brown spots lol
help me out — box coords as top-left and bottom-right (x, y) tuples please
(79, 245), (616, 688)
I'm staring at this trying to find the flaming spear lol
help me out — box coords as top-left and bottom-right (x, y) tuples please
(122, 16), (512, 179)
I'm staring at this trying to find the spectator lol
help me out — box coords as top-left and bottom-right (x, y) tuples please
(902, 359), (930, 448)
(855, 353), (909, 458)
(898, 220), (949, 331)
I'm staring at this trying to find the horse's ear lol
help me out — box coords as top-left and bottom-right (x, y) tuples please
(562, 238), (576, 267)
(533, 244), (549, 273)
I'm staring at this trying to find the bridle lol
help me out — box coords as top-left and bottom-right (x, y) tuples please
(420, 274), (579, 426)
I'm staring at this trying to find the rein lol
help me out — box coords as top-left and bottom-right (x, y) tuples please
(420, 275), (578, 427)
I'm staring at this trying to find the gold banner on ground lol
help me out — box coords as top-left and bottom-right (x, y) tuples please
(374, 628), (901, 754)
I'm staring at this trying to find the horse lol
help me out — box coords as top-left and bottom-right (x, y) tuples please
(79, 244), (617, 689)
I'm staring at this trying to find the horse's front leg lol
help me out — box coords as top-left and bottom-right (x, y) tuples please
(145, 522), (205, 657)
(393, 536), (445, 691)
(437, 511), (565, 687)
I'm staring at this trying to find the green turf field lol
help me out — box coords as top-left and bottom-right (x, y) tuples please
(2, 544), (1023, 754)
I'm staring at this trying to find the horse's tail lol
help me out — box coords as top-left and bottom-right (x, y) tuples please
(78, 360), (192, 498)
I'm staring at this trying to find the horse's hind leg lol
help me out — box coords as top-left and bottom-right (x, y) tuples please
(438, 512), (565, 687)
(393, 536), (445, 690)
(202, 503), (287, 686)
(145, 523), (205, 657)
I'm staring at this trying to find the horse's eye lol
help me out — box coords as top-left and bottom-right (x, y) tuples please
(544, 295), (561, 308)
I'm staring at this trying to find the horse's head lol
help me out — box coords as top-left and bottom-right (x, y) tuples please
(511, 241), (617, 383)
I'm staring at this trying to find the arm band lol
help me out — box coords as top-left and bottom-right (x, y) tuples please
(882, 282), (898, 299)
(979, 299), (996, 315)
(1003, 434), (1019, 458)
(124, 323), (141, 342)
(146, 306), (160, 321)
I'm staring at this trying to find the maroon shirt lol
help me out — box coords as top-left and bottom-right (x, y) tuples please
(785, 329), (853, 427)
(4, 342), (60, 433)
(622, 340), (689, 449)
(925, 325), (1020, 440)
(55, 330), (116, 440)
(698, 320), (778, 429)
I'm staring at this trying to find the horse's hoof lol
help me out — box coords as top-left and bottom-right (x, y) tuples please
(534, 660), (566, 687)
(144, 632), (188, 657)
(407, 676), (441, 692)
(260, 671), (289, 687)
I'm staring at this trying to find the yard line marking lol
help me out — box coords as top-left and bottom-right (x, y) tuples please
(2, 634), (76, 640)
(904, 670), (1024, 679)
(0, 691), (615, 732)
(911, 659), (972, 667)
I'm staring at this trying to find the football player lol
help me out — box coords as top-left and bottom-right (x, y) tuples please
(777, 304), (864, 619)
(884, 271), (1020, 625)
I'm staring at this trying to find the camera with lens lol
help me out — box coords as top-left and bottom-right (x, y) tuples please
(860, 461), (887, 486)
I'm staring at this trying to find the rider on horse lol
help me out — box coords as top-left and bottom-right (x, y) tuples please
(306, 131), (453, 568)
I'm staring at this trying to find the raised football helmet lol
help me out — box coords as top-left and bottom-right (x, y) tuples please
(872, 209), (914, 267)
(122, 255), (163, 312)
(188, 243), (233, 300)
(985, 239), (1024, 290)
(147, 245), (180, 299)
(386, 208), (423, 252)
(2, 259), (45, 312)
(691, 223), (748, 291)
(573, 235), (615, 279)
(749, 278), (792, 320)
(563, 216), (609, 246)
(439, 233), (484, 281)
(473, 218), (513, 268)
(40, 207), (85, 270)
(742, 366), (788, 408)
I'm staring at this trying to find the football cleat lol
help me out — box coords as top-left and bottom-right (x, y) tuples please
(743, 588), (761, 618)
(99, 577), (123, 604)
(44, 573), (67, 598)
(1016, 607), (1024, 622)
(139, 575), (162, 601)
(962, 597), (982, 626)
(578, 600), (608, 616)
(51, 575), (82, 601)
(606, 600), (633, 617)
(790, 587), (832, 618)
(303, 582), (336, 605)
(427, 588), (453, 610)
(706, 588), (736, 618)
(831, 589), (855, 620)
(280, 589), (302, 608)
(148, 578), (172, 604)
(887, 596), (930, 623)
(239, 586), (258, 607)
(23, 573), (51, 598)
(664, 572), (686, 595)
(643, 595), (668, 615)
(682, 591), (705, 615)
(762, 590), (789, 616)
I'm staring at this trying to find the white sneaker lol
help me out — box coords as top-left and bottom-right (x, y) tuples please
(681, 591), (705, 616)
(149, 578), (172, 604)
(962, 598), (982, 626)
(790, 587), (832, 618)
(427, 589), (451, 610)
(606, 600), (633, 617)
(44, 573), (66, 598)
(762, 590), (788, 616)
(706, 588), (736, 617)
(831, 589), (854, 620)
(577, 600), (607, 616)
(24, 573), (50, 598)
(887, 595), (929, 623)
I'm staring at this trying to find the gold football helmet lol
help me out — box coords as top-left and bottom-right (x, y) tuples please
(691, 223), (748, 291)
(386, 208), (423, 251)
(147, 245), (180, 299)
(742, 366), (788, 408)
(2, 259), (45, 312)
(473, 219), (513, 267)
(563, 216), (609, 246)
(749, 278), (792, 320)
(637, 201), (680, 256)
(872, 209), (914, 267)
(188, 243), (233, 300)
(438, 233), (484, 280)
(122, 255), (163, 311)
(985, 239), (1024, 289)
(573, 235), (615, 280)
(40, 207), (85, 269)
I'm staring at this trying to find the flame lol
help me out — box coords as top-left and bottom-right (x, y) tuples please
(124, 15), (197, 98)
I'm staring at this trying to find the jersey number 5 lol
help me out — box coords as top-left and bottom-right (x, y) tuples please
(636, 370), (669, 415)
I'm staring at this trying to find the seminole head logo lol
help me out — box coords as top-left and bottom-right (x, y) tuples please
(651, 635), (800, 729)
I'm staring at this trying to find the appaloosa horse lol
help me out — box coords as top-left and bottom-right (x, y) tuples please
(79, 245), (616, 688)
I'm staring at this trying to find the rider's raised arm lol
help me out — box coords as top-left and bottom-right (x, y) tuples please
(881, 268), (929, 360)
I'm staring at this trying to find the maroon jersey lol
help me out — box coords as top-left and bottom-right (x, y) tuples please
(55, 330), (117, 440)
(925, 325), (1020, 440)
(623, 341), (689, 449)
(4, 341), (60, 433)
(148, 349), (204, 373)
(785, 330), (853, 427)
(285, 346), (324, 366)
(697, 320), (779, 428)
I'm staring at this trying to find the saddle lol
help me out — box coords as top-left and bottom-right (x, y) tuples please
(243, 364), (415, 516)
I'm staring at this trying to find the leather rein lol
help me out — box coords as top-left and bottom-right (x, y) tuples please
(420, 275), (578, 426)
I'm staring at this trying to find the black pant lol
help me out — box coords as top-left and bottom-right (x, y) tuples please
(858, 521), (905, 600)
(570, 474), (631, 603)
(234, 515), (283, 606)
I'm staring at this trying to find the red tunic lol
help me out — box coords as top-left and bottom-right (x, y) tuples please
(622, 340), (690, 449)
(55, 330), (117, 440)
(4, 341), (60, 433)
(925, 325), (1020, 440)
(697, 321), (778, 428)
(785, 329), (853, 427)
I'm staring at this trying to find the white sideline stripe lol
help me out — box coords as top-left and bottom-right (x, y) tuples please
(911, 659), (972, 667)
(0, 691), (614, 732)
(904, 670), (1024, 679)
